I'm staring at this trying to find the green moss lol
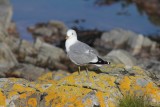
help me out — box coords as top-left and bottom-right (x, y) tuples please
(118, 95), (159, 107)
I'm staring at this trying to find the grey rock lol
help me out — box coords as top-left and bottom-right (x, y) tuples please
(8, 64), (47, 81)
(82, 91), (100, 107)
(139, 59), (160, 80)
(142, 37), (153, 47)
(105, 49), (137, 68)
(34, 27), (53, 37)
(38, 42), (66, 61)
(136, 78), (149, 87)
(0, 43), (18, 69)
(101, 28), (136, 48)
(52, 70), (70, 80)
(19, 39), (37, 56)
(0, 0), (12, 29)
(4, 36), (20, 52)
(48, 20), (67, 35)
(28, 20), (67, 45)
(128, 34), (144, 55)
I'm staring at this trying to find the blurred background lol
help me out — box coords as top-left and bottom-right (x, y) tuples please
(11, 0), (160, 40)
(0, 0), (160, 81)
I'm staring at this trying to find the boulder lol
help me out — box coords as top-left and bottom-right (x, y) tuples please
(37, 41), (66, 61)
(0, 0), (12, 29)
(101, 28), (137, 48)
(0, 65), (159, 106)
(138, 59), (160, 85)
(0, 43), (18, 69)
(104, 49), (137, 68)
(28, 20), (67, 45)
(99, 29), (158, 56)
(128, 34), (144, 55)
(7, 64), (47, 81)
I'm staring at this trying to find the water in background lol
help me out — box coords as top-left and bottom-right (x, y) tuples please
(11, 0), (160, 40)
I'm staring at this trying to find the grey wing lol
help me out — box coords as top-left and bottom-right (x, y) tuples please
(68, 41), (98, 65)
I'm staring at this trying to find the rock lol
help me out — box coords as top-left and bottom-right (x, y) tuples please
(99, 29), (159, 57)
(19, 40), (37, 56)
(128, 34), (144, 55)
(4, 37), (21, 52)
(7, 22), (20, 38)
(142, 37), (153, 48)
(0, 65), (160, 106)
(7, 64), (47, 81)
(139, 59), (160, 86)
(48, 20), (67, 35)
(0, 0), (12, 29)
(34, 27), (53, 37)
(0, 43), (18, 69)
(37, 41), (66, 61)
(104, 49), (137, 68)
(101, 28), (136, 48)
(28, 20), (67, 45)
(52, 70), (70, 81)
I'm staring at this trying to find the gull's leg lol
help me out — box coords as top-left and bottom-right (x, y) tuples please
(85, 65), (89, 78)
(76, 66), (81, 76)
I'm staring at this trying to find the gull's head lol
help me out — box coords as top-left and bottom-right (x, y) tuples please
(66, 29), (77, 40)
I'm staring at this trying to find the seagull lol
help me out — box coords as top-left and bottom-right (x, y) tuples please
(65, 29), (110, 76)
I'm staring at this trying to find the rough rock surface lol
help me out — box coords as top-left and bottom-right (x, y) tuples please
(6, 64), (48, 81)
(0, 65), (159, 107)
(0, 43), (18, 69)
(104, 49), (137, 68)
(96, 28), (159, 56)
(0, 0), (12, 29)
(28, 21), (67, 46)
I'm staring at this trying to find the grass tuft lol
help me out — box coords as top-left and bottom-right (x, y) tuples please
(118, 95), (159, 107)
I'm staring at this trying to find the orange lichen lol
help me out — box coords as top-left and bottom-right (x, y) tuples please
(45, 92), (56, 106)
(28, 98), (37, 107)
(96, 91), (106, 107)
(145, 82), (157, 95)
(19, 93), (27, 99)
(119, 76), (131, 92)
(0, 90), (6, 106)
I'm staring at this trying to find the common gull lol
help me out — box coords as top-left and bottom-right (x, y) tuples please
(65, 29), (110, 76)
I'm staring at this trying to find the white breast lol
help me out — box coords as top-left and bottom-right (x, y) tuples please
(65, 38), (77, 52)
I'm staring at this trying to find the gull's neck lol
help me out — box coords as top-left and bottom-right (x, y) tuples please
(65, 37), (77, 52)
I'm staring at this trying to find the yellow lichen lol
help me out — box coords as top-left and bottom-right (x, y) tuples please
(132, 66), (145, 75)
(85, 99), (92, 106)
(38, 72), (53, 81)
(0, 90), (6, 106)
(108, 100), (116, 107)
(7, 91), (18, 98)
(119, 76), (131, 93)
(28, 98), (37, 107)
(12, 84), (34, 93)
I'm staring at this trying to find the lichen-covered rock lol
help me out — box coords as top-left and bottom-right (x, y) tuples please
(0, 65), (159, 107)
